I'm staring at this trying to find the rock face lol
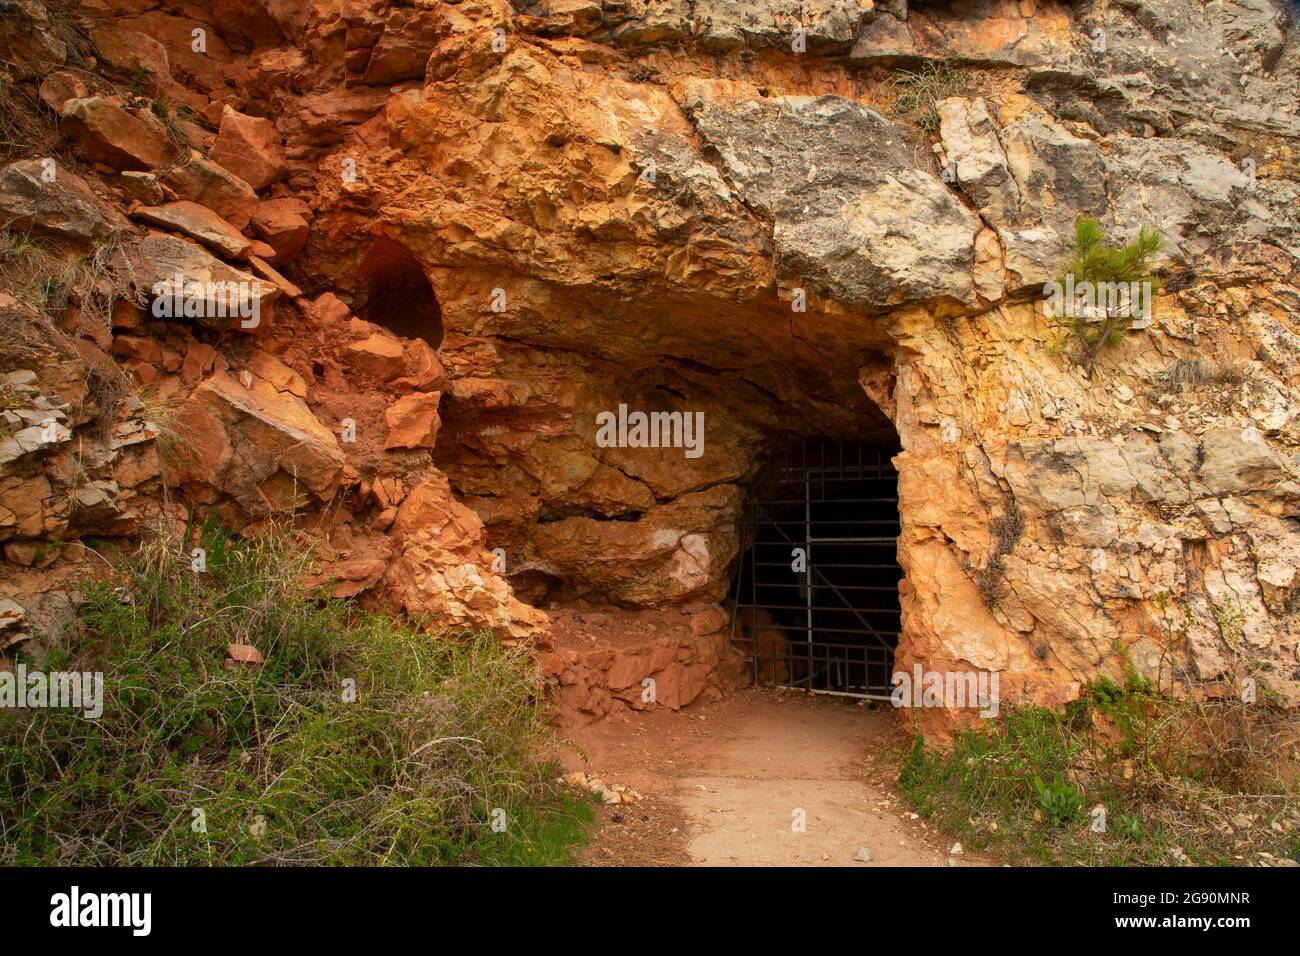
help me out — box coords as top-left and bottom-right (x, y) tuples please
(3, 0), (1300, 730)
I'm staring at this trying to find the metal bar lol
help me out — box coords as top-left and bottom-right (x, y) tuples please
(731, 436), (902, 698)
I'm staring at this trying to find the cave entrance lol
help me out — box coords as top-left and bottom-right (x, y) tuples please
(730, 437), (901, 700)
(354, 237), (444, 347)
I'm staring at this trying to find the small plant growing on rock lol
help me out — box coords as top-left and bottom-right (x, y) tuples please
(1046, 217), (1165, 378)
(884, 61), (964, 132)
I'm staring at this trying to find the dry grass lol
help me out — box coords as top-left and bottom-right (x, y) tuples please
(0, 236), (135, 438)
(1163, 356), (1250, 393)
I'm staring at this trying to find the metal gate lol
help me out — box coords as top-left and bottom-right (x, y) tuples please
(729, 439), (900, 700)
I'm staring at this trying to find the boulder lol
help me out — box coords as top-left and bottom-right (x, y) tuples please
(60, 97), (178, 171)
(170, 370), (345, 516)
(38, 70), (110, 114)
(249, 197), (310, 260)
(384, 392), (442, 449)
(130, 201), (252, 260)
(346, 333), (407, 380)
(119, 171), (165, 205)
(127, 234), (279, 332)
(208, 106), (288, 191)
(89, 25), (170, 91)
(162, 152), (259, 231)
(0, 160), (129, 247)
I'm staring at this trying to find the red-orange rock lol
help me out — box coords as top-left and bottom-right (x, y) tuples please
(170, 370), (344, 518)
(346, 333), (406, 380)
(61, 97), (178, 171)
(383, 392), (441, 449)
(250, 197), (310, 261)
(310, 292), (351, 327)
(162, 152), (259, 230)
(131, 201), (252, 260)
(208, 106), (288, 191)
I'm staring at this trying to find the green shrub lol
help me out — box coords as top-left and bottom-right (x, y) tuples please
(1034, 773), (1085, 827)
(0, 522), (592, 866)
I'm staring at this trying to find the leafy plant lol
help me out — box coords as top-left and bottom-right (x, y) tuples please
(1034, 773), (1085, 826)
(1047, 216), (1165, 377)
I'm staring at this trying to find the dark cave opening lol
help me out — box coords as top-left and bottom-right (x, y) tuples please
(731, 436), (903, 700)
(355, 237), (444, 347)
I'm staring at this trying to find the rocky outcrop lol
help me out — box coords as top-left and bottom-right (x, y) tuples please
(3, 0), (1300, 730)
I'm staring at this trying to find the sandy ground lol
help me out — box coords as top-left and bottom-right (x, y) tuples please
(559, 686), (988, 867)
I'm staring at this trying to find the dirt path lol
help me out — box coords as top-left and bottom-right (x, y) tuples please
(561, 687), (985, 867)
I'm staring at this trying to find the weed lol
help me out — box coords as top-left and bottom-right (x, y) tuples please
(1159, 356), (1250, 394)
(883, 62), (965, 132)
(1034, 773), (1086, 826)
(975, 501), (1024, 604)
(149, 97), (194, 148)
(897, 671), (1299, 865)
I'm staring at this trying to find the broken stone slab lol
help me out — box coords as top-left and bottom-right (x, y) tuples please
(937, 97), (1020, 226)
(126, 234), (279, 332)
(68, 479), (141, 535)
(247, 256), (302, 299)
(0, 160), (130, 248)
(250, 197), (310, 261)
(208, 106), (288, 191)
(119, 171), (165, 205)
(0, 596), (29, 649)
(346, 333), (407, 380)
(60, 97), (179, 171)
(130, 201), (253, 261)
(111, 417), (161, 450)
(384, 392), (442, 449)
(0, 422), (72, 466)
(169, 370), (345, 517)
(0, 598), (25, 632)
(162, 152), (259, 231)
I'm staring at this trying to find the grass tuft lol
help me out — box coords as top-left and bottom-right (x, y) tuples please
(882, 61), (965, 132)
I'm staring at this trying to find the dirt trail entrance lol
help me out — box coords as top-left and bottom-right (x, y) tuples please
(562, 687), (986, 867)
